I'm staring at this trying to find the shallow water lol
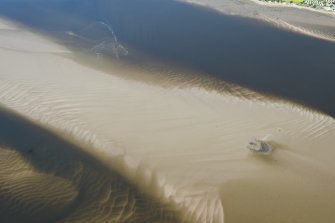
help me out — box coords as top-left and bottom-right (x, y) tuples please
(1, 0), (335, 116)
(0, 1), (335, 223)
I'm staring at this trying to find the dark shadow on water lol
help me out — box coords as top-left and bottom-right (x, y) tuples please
(0, 0), (334, 117)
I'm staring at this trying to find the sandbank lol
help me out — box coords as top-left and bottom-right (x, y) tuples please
(180, 0), (335, 42)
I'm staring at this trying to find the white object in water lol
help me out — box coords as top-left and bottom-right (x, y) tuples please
(247, 139), (272, 154)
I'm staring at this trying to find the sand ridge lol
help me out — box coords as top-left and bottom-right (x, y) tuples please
(0, 105), (183, 223)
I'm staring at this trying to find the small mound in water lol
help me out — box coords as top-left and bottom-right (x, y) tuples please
(247, 139), (272, 155)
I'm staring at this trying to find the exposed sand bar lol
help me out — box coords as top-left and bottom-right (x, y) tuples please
(0, 106), (181, 223)
(179, 0), (335, 42)
(0, 18), (335, 223)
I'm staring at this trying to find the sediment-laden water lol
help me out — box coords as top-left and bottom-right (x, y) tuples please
(0, 1), (335, 223)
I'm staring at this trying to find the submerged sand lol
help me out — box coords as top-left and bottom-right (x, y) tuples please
(0, 18), (335, 223)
